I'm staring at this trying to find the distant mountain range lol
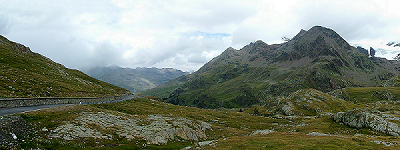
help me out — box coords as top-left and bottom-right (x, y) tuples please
(142, 26), (400, 108)
(84, 66), (189, 93)
(0, 35), (130, 98)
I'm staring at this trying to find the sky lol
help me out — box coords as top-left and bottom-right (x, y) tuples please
(1, 0), (400, 72)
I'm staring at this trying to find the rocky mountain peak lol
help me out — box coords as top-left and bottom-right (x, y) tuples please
(293, 26), (351, 50)
(271, 26), (353, 64)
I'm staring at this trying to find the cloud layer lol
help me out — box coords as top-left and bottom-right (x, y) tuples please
(1, 0), (399, 71)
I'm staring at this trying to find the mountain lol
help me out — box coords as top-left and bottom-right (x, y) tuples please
(84, 66), (189, 93)
(143, 26), (398, 108)
(0, 35), (130, 98)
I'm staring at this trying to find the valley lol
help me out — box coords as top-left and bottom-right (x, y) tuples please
(84, 66), (188, 93)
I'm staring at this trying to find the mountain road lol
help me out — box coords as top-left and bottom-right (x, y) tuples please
(0, 95), (138, 116)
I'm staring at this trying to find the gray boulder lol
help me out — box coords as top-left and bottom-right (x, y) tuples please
(331, 109), (400, 136)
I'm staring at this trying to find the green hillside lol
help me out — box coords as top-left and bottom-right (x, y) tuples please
(143, 26), (398, 108)
(0, 35), (129, 98)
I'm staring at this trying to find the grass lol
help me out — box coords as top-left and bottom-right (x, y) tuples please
(206, 132), (400, 150)
(343, 87), (400, 103)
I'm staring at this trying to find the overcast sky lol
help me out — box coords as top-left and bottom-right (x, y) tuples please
(1, 0), (400, 72)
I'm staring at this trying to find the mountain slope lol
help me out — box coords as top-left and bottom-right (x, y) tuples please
(0, 35), (129, 98)
(84, 66), (188, 93)
(144, 26), (397, 108)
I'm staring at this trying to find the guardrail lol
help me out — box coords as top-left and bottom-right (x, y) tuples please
(0, 94), (137, 108)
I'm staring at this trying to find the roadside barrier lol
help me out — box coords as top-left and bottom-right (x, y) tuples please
(0, 94), (136, 108)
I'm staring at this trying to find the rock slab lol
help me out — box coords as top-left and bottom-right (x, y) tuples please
(331, 109), (400, 136)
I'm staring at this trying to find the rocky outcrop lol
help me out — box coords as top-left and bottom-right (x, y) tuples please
(250, 129), (275, 136)
(281, 102), (294, 116)
(331, 109), (400, 136)
(307, 132), (328, 136)
(49, 112), (212, 145)
(0, 35), (32, 54)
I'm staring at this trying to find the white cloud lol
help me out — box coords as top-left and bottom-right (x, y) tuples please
(1, 0), (400, 72)
(0, 15), (11, 34)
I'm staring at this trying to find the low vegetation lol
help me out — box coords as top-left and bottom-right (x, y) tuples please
(8, 94), (399, 149)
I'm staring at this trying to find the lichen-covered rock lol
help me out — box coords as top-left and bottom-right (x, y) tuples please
(49, 112), (212, 145)
(250, 129), (275, 135)
(331, 109), (400, 136)
(281, 102), (294, 116)
(307, 132), (328, 136)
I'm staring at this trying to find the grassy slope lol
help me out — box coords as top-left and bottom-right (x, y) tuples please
(0, 35), (129, 98)
(329, 75), (400, 104)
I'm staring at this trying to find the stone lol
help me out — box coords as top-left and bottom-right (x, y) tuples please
(11, 133), (17, 140)
(331, 109), (400, 136)
(307, 132), (328, 136)
(198, 140), (215, 146)
(48, 112), (212, 145)
(371, 140), (397, 146)
(250, 129), (275, 135)
(282, 102), (294, 116)
(42, 127), (48, 132)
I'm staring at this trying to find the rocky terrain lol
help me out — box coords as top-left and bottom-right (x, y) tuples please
(48, 111), (211, 144)
(1, 94), (400, 149)
(331, 109), (400, 136)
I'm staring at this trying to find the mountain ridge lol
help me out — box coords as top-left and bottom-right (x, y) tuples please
(143, 26), (398, 108)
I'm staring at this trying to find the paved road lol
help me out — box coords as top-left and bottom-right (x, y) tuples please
(0, 95), (139, 116)
(0, 104), (74, 116)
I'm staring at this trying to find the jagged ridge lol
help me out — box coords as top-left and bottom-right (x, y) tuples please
(144, 26), (398, 108)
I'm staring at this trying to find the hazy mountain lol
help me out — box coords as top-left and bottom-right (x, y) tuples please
(84, 66), (189, 93)
(143, 26), (398, 108)
(0, 35), (130, 98)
